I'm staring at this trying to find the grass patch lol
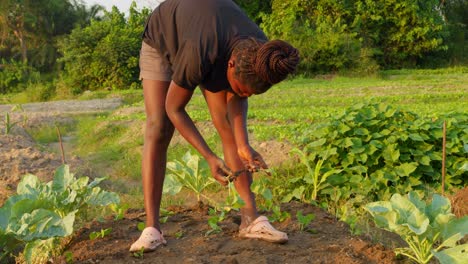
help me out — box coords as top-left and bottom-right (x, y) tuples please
(27, 122), (77, 144)
(32, 68), (467, 216)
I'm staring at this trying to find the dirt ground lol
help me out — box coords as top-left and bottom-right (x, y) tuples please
(54, 202), (400, 264)
(0, 99), (410, 263)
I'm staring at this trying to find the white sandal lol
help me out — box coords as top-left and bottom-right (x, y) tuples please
(239, 216), (288, 243)
(129, 227), (167, 252)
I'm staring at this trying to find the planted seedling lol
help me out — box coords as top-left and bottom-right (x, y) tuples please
(137, 222), (146, 231)
(205, 208), (225, 236)
(132, 247), (145, 258)
(296, 210), (316, 231)
(89, 228), (112, 240)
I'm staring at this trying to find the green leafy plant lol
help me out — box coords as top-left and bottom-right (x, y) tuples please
(132, 247), (145, 258)
(269, 205), (291, 223)
(109, 203), (128, 221)
(137, 222), (146, 231)
(206, 208), (225, 236)
(284, 149), (342, 203)
(164, 151), (216, 203)
(0, 165), (120, 263)
(296, 210), (316, 231)
(64, 251), (74, 263)
(175, 230), (184, 239)
(222, 182), (245, 212)
(89, 228), (112, 240)
(297, 102), (467, 210)
(3, 112), (21, 135)
(365, 192), (468, 264)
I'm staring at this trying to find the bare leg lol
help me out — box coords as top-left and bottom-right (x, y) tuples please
(201, 90), (258, 228)
(142, 79), (174, 231)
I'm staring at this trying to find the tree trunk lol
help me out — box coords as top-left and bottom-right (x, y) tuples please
(13, 29), (27, 63)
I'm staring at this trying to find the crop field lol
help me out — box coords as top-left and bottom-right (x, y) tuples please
(0, 68), (467, 263)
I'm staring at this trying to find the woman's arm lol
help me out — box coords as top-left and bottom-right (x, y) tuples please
(226, 92), (249, 149)
(226, 92), (268, 171)
(165, 81), (230, 184)
(166, 81), (214, 159)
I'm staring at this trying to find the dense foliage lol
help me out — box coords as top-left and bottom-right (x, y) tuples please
(283, 103), (467, 215)
(0, 0), (466, 96)
(261, 0), (450, 73)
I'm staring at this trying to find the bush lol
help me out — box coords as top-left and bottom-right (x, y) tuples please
(293, 103), (467, 207)
(58, 3), (150, 93)
(0, 59), (40, 94)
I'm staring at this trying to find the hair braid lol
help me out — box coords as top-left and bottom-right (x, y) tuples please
(255, 40), (300, 85)
(232, 38), (299, 94)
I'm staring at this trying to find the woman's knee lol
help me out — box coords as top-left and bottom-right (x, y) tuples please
(145, 116), (173, 144)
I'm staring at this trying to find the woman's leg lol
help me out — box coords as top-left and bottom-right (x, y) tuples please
(142, 79), (174, 231)
(201, 89), (258, 229)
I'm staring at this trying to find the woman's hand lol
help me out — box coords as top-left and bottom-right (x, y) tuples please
(238, 145), (269, 173)
(207, 156), (231, 186)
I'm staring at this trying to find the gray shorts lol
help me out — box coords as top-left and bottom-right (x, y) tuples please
(139, 41), (173, 81)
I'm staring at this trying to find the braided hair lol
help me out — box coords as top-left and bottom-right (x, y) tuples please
(231, 38), (300, 94)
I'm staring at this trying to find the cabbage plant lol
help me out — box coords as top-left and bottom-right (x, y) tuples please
(164, 151), (216, 203)
(365, 192), (467, 264)
(0, 165), (120, 263)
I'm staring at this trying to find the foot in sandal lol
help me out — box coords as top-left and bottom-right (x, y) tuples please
(239, 215), (288, 243)
(129, 227), (167, 252)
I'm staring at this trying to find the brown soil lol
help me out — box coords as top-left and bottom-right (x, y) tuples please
(55, 202), (399, 264)
(1, 99), (402, 263)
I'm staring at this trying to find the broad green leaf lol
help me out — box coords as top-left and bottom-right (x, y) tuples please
(383, 144), (400, 163)
(433, 244), (468, 264)
(308, 138), (327, 148)
(24, 238), (56, 264)
(440, 216), (468, 240)
(354, 128), (369, 136)
(88, 177), (107, 189)
(0, 195), (32, 230)
(13, 209), (75, 240)
(426, 194), (452, 222)
(409, 133), (425, 141)
(292, 186), (305, 200)
(419, 155), (431, 166)
(163, 174), (183, 195)
(11, 199), (49, 220)
(438, 233), (463, 248)
(384, 107), (397, 118)
(365, 202), (392, 214)
(71, 177), (89, 190)
(86, 188), (120, 206)
(320, 169), (342, 184)
(62, 190), (77, 205)
(390, 194), (429, 235)
(337, 123), (350, 133)
(407, 192), (425, 213)
(52, 165), (73, 192)
(395, 163), (418, 176)
(17, 174), (40, 196)
(369, 140), (383, 149)
(460, 162), (468, 171)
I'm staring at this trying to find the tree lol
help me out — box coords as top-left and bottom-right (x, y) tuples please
(353, 0), (447, 67)
(233, 0), (272, 24)
(58, 3), (151, 92)
(0, 0), (104, 71)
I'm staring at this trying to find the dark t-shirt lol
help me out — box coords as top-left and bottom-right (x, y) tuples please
(142, 0), (267, 92)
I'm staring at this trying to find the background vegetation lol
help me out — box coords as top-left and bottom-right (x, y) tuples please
(0, 0), (467, 100)
(0, 1), (466, 262)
